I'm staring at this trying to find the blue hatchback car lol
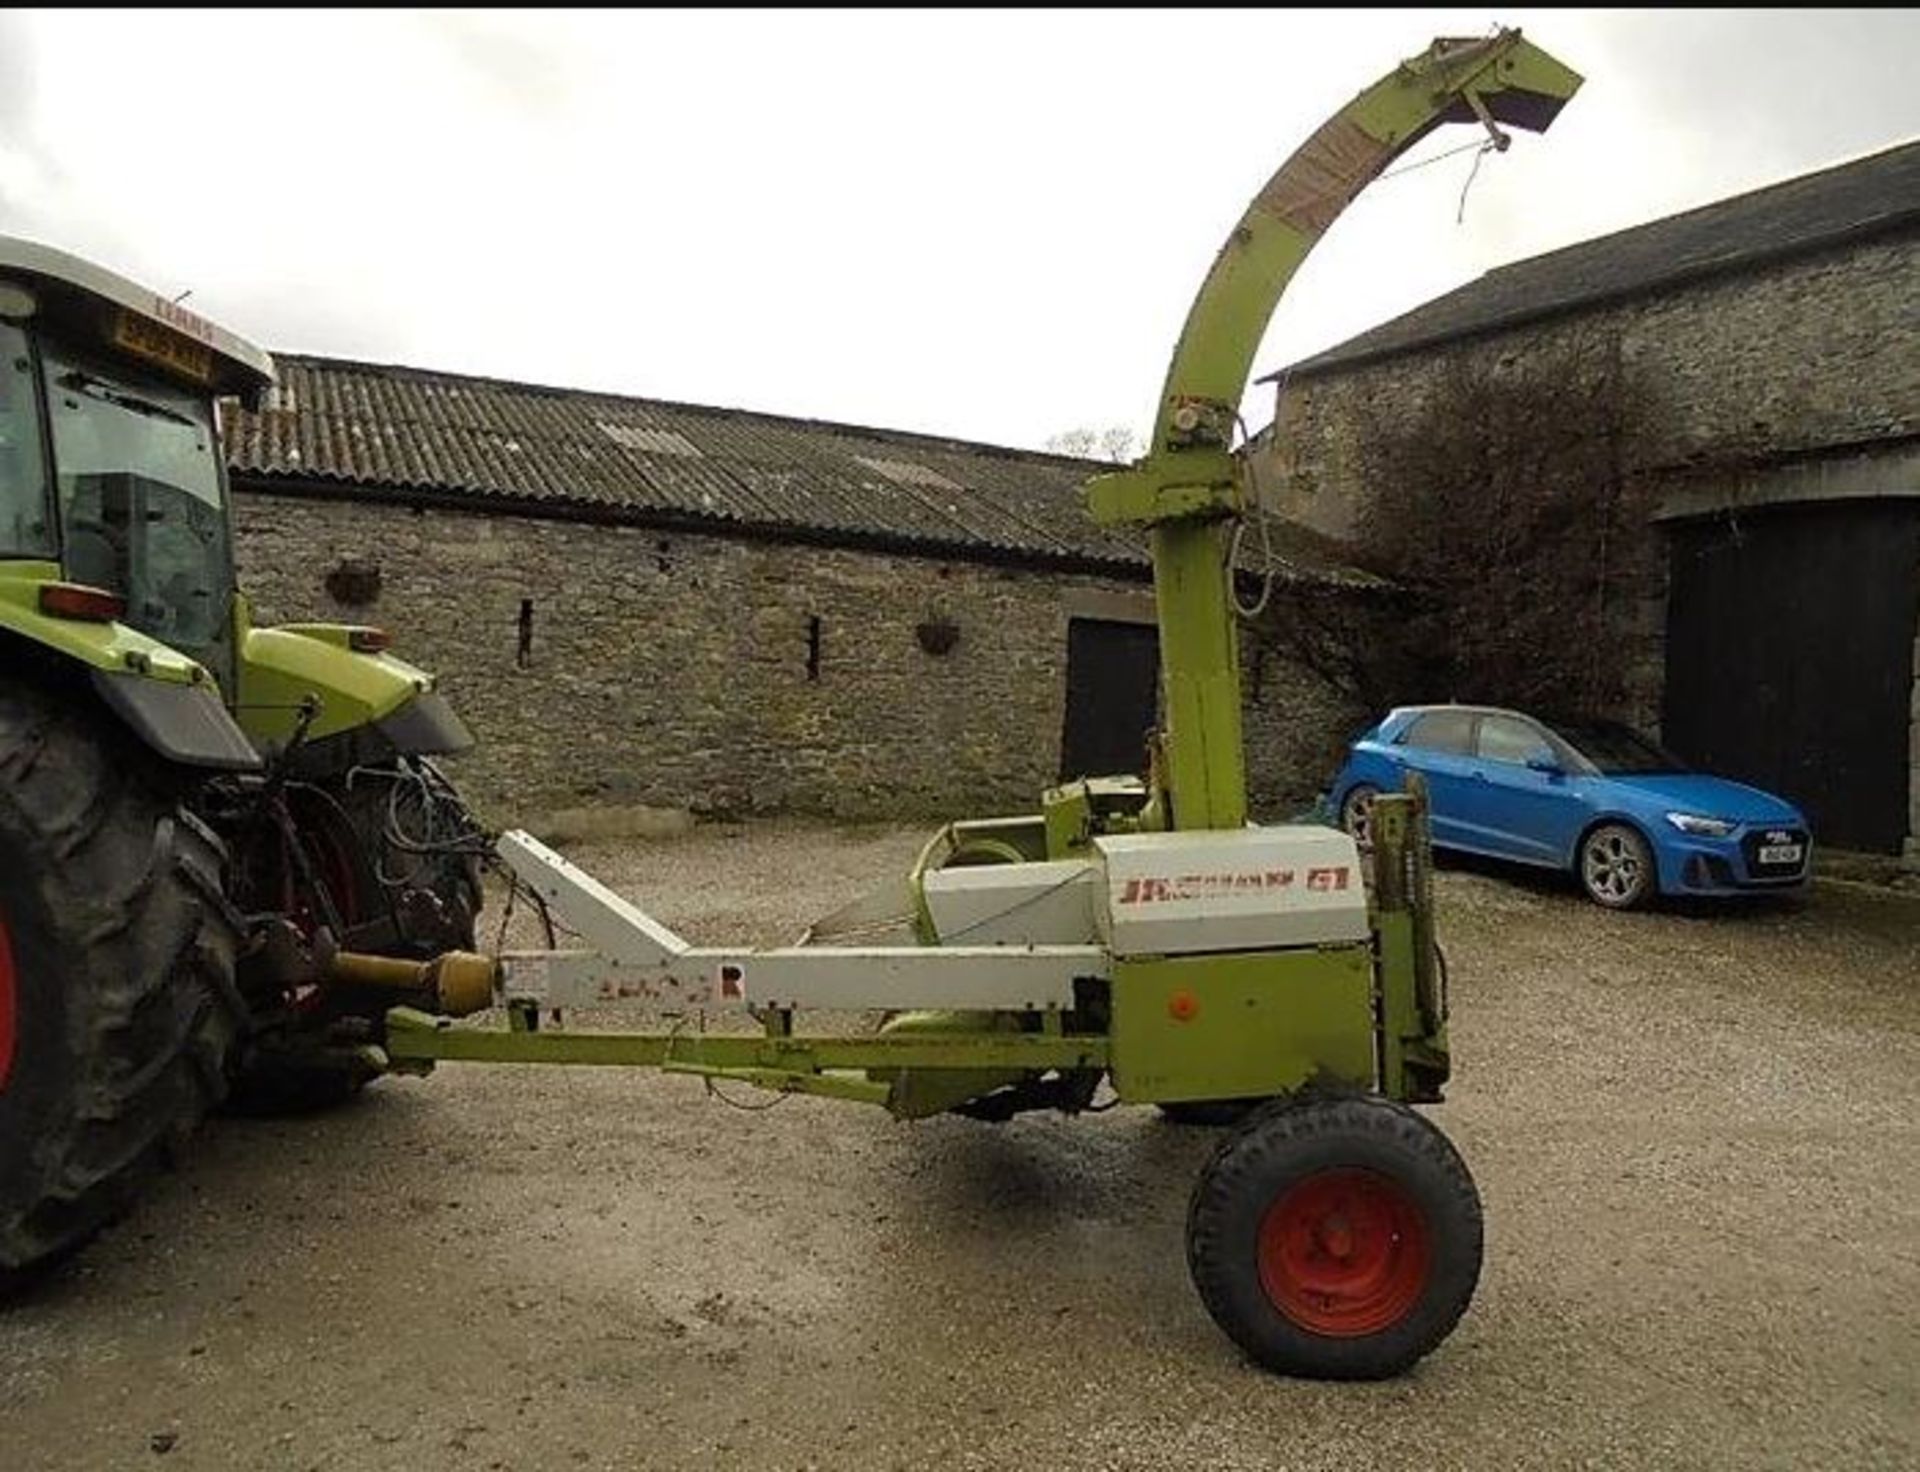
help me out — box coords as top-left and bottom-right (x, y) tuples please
(1328, 705), (1812, 909)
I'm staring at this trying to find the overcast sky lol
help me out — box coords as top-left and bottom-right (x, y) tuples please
(3, 9), (1915, 452)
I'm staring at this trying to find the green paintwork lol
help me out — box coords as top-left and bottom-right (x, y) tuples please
(1042, 782), (1094, 859)
(1144, 33), (1581, 456)
(384, 1005), (1108, 1078)
(1040, 776), (1156, 858)
(1149, 521), (1249, 831)
(1108, 949), (1376, 1104)
(1084, 452), (1240, 526)
(0, 551), (442, 770)
(662, 1060), (894, 1106)
(0, 560), (210, 686)
(1082, 30), (1582, 833)
(234, 622), (437, 748)
(871, 1008), (1035, 1119)
(1366, 784), (1451, 1102)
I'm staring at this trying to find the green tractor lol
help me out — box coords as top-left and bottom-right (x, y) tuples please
(0, 240), (487, 1283)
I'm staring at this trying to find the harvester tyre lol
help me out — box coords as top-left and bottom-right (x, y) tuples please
(0, 684), (242, 1290)
(1186, 1096), (1481, 1380)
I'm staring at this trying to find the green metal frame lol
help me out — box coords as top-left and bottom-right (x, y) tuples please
(1086, 31), (1582, 832)
(387, 1006), (1110, 1114)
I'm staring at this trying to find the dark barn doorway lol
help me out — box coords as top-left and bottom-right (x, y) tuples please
(1663, 500), (1920, 854)
(1060, 617), (1160, 782)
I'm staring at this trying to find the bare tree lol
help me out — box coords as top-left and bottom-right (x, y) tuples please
(1046, 426), (1136, 462)
(1251, 325), (1661, 723)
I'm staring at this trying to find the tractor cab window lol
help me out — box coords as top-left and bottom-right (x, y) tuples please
(0, 320), (53, 558)
(41, 342), (232, 661)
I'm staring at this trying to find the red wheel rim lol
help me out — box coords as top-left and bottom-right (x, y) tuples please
(0, 901), (17, 1094)
(277, 796), (365, 941)
(1257, 1167), (1431, 1337)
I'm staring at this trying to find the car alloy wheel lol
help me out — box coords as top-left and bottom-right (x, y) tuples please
(1580, 823), (1652, 909)
(1340, 785), (1378, 848)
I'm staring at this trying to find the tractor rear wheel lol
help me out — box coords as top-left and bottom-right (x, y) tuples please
(225, 759), (483, 1116)
(0, 684), (242, 1289)
(1185, 1096), (1482, 1380)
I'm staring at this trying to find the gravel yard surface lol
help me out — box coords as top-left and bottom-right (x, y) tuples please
(3, 819), (1916, 1471)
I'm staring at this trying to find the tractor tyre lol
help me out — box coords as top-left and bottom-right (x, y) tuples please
(225, 758), (483, 1117)
(0, 683), (242, 1290)
(1186, 1095), (1482, 1380)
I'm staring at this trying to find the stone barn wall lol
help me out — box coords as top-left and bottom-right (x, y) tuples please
(233, 493), (1364, 827)
(1253, 231), (1920, 858)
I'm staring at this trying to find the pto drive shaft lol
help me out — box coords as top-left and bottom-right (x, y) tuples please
(322, 946), (498, 1017)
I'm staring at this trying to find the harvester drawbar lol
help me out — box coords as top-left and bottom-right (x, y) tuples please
(347, 30), (1583, 1380)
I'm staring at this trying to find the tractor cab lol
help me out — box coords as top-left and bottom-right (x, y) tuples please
(0, 236), (273, 690)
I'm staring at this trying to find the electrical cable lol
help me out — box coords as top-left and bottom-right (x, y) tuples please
(1228, 409), (1280, 620)
(1223, 101), (1513, 621)
(687, 1009), (789, 1112)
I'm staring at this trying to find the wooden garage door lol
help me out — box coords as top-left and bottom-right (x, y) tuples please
(1663, 500), (1920, 854)
(1060, 617), (1159, 782)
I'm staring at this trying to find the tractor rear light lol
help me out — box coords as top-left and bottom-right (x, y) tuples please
(38, 582), (126, 622)
(348, 627), (392, 654)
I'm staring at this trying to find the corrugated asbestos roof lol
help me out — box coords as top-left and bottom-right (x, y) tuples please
(1263, 137), (1920, 382)
(223, 355), (1154, 571)
(224, 355), (1388, 588)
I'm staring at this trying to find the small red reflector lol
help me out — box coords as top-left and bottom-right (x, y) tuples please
(38, 582), (126, 622)
(348, 627), (392, 654)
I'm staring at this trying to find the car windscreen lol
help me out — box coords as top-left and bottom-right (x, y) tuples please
(1551, 719), (1689, 775)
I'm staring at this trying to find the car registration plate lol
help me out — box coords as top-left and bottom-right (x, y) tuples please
(1757, 843), (1803, 865)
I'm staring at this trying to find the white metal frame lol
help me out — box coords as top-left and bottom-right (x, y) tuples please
(494, 831), (1106, 1014)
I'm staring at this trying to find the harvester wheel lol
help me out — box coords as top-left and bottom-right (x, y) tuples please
(0, 684), (241, 1289)
(1186, 1096), (1481, 1380)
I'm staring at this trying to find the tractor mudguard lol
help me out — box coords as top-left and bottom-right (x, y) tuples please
(236, 624), (468, 755)
(0, 561), (262, 771)
(90, 669), (261, 770)
(372, 688), (474, 756)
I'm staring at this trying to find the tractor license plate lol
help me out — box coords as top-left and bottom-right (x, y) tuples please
(1757, 843), (1802, 866)
(112, 309), (215, 384)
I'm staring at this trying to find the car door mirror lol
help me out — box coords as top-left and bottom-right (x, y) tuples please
(1524, 752), (1563, 775)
